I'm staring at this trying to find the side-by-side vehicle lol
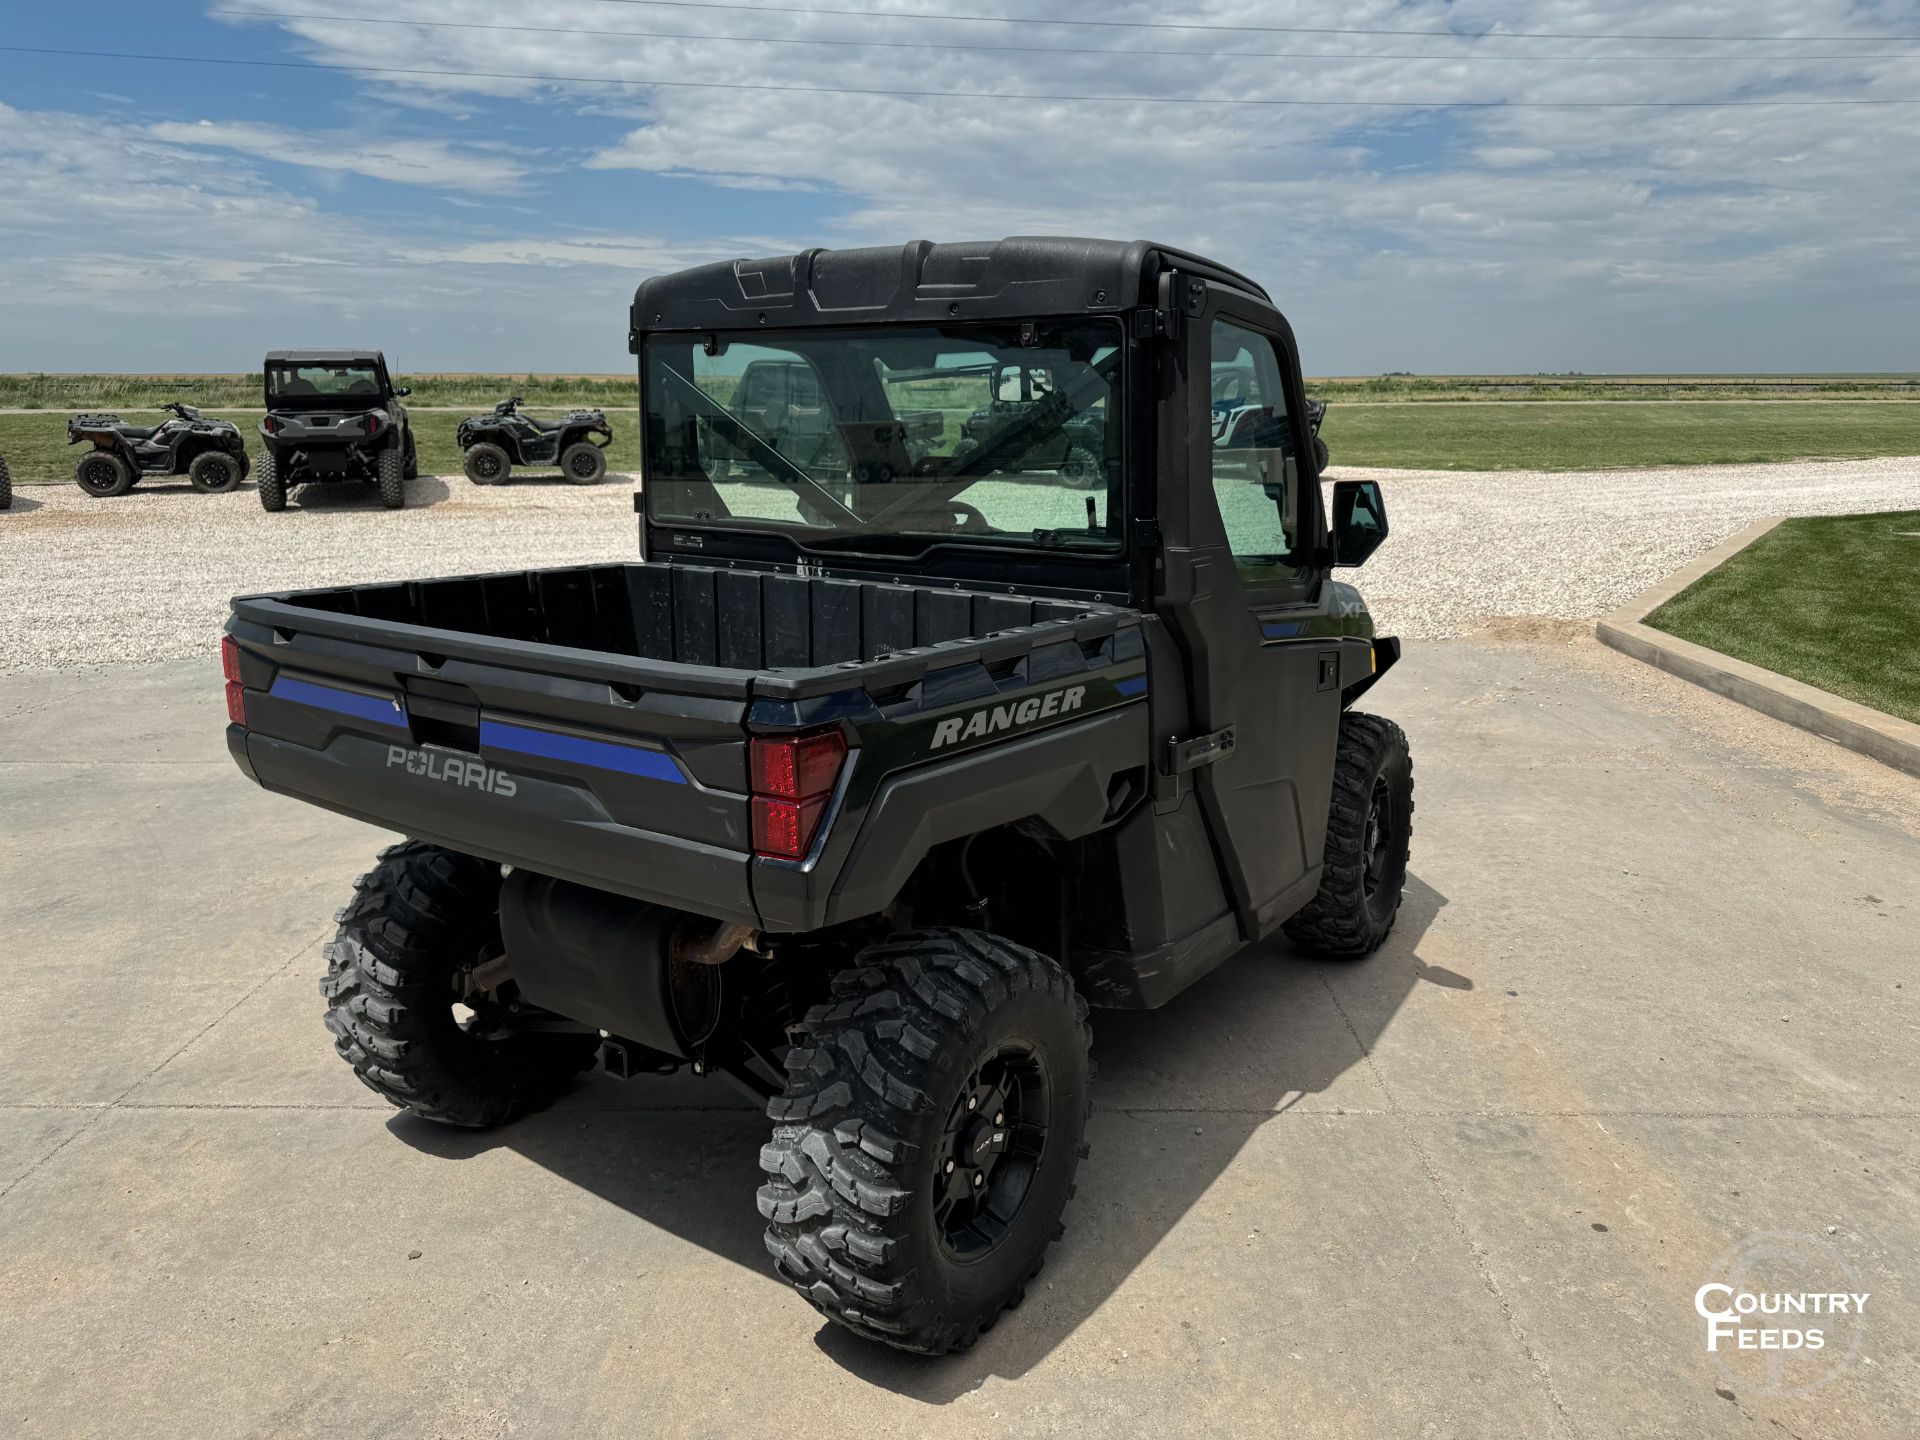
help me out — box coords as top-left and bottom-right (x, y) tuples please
(223, 238), (1409, 1354)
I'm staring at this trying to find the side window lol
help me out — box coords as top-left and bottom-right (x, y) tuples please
(1209, 320), (1302, 579)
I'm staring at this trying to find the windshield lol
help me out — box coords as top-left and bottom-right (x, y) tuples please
(266, 362), (383, 402)
(643, 321), (1122, 551)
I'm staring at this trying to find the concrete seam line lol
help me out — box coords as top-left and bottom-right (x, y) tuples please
(1596, 516), (1920, 780)
(0, 928), (331, 1206)
(1317, 972), (1588, 1438)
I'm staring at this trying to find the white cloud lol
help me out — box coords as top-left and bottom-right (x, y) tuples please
(147, 119), (526, 191)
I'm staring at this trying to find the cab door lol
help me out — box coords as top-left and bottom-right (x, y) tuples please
(1153, 277), (1342, 939)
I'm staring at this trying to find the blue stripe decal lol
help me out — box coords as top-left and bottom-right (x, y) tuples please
(480, 719), (686, 785)
(1115, 676), (1148, 698)
(271, 675), (408, 728)
(1262, 620), (1306, 641)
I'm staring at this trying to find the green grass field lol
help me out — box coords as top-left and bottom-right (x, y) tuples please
(1313, 374), (1919, 403)
(4, 376), (1917, 480)
(1320, 401), (1920, 470)
(1646, 511), (1920, 725)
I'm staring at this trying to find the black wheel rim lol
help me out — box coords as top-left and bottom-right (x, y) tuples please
(80, 458), (115, 492)
(934, 1044), (1049, 1262)
(570, 451), (597, 478)
(1362, 776), (1392, 897)
(476, 452), (502, 479)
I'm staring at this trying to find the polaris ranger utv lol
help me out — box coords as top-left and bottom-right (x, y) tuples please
(457, 396), (612, 486)
(256, 350), (417, 511)
(222, 237), (1408, 1355)
(68, 403), (249, 497)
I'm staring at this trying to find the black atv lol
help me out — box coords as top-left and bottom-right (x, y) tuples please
(257, 350), (417, 512)
(67, 403), (249, 498)
(457, 397), (612, 486)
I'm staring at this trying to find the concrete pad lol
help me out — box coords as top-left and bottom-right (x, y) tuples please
(1, 640), (1915, 1436)
(1418, 1113), (1920, 1438)
(0, 1106), (1560, 1439)
(0, 760), (366, 1105)
(1335, 639), (1920, 1120)
(0, 1109), (97, 1195)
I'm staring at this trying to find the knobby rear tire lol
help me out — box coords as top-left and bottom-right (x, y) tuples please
(257, 450), (286, 512)
(758, 927), (1092, 1354)
(321, 841), (597, 1128)
(378, 445), (406, 509)
(188, 450), (242, 494)
(74, 449), (132, 498)
(560, 441), (607, 486)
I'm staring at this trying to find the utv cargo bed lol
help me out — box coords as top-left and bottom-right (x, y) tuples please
(226, 561), (1148, 928)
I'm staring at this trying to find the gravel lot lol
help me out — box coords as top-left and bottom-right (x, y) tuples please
(2, 456), (1916, 674)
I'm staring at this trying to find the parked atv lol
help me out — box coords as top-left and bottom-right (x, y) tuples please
(67, 403), (249, 498)
(257, 350), (416, 512)
(457, 397), (612, 486)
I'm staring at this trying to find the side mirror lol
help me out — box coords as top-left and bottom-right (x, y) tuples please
(1329, 479), (1389, 567)
(395, 386), (412, 398)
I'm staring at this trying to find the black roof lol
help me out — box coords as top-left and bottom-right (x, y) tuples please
(631, 237), (1271, 336)
(263, 350), (387, 366)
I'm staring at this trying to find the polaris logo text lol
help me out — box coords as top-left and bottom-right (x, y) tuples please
(931, 685), (1086, 750)
(385, 746), (519, 797)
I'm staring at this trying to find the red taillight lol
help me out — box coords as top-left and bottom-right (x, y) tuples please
(752, 794), (829, 861)
(221, 636), (246, 725)
(365, 414), (383, 436)
(748, 727), (847, 860)
(261, 416), (279, 434)
(751, 728), (846, 800)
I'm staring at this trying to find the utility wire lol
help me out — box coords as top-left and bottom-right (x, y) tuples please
(176, 4), (1920, 64)
(2, 43), (1913, 105)
(233, 0), (1920, 46)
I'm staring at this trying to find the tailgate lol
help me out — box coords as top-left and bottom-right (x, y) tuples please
(225, 597), (760, 925)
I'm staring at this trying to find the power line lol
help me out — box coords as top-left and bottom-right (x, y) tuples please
(2, 42), (1914, 105)
(177, 4), (1920, 64)
(262, 0), (1920, 46)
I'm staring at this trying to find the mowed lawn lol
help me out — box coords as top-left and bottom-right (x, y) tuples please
(1646, 511), (1920, 725)
(1321, 401), (1920, 470)
(0, 409), (644, 484)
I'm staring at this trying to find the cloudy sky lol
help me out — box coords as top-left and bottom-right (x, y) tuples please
(2, 0), (1917, 374)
